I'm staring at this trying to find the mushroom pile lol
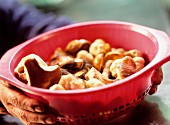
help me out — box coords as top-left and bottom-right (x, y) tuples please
(14, 39), (145, 90)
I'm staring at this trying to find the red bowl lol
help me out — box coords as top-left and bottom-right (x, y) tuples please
(0, 21), (170, 125)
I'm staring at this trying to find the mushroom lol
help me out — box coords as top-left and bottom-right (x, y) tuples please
(102, 60), (113, 78)
(49, 48), (73, 66)
(58, 74), (85, 90)
(124, 49), (142, 57)
(104, 51), (123, 63)
(85, 67), (115, 84)
(133, 56), (145, 71)
(110, 56), (136, 80)
(76, 50), (94, 64)
(74, 69), (88, 79)
(84, 63), (93, 71)
(85, 78), (105, 88)
(58, 58), (85, 70)
(14, 54), (62, 89)
(61, 68), (71, 75)
(93, 53), (104, 72)
(111, 48), (125, 54)
(89, 39), (111, 56)
(65, 39), (91, 55)
(49, 84), (65, 90)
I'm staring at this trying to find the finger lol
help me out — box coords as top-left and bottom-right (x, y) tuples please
(149, 85), (158, 95)
(0, 79), (12, 88)
(152, 67), (163, 85)
(0, 86), (45, 113)
(0, 107), (9, 115)
(4, 104), (57, 125)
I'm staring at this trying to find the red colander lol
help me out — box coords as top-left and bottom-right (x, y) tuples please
(0, 21), (170, 125)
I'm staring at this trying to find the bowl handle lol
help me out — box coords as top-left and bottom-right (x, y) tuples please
(0, 44), (25, 86)
(145, 28), (170, 71)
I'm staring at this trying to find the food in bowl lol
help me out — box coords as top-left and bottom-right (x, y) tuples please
(14, 38), (145, 90)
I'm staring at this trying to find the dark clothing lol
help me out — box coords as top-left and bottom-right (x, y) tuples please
(0, 0), (72, 124)
(0, 0), (72, 57)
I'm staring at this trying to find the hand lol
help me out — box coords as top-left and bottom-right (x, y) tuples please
(0, 80), (57, 125)
(0, 101), (9, 115)
(149, 67), (163, 95)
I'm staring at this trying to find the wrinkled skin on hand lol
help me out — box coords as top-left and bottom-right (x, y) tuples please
(149, 67), (163, 95)
(0, 80), (57, 125)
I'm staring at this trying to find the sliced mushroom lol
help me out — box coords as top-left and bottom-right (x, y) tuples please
(110, 56), (136, 80)
(111, 48), (125, 54)
(133, 56), (145, 71)
(85, 78), (105, 88)
(65, 39), (91, 55)
(85, 67), (115, 84)
(89, 39), (111, 56)
(84, 63), (93, 71)
(124, 49), (142, 57)
(49, 48), (73, 66)
(104, 51), (123, 63)
(50, 48), (67, 61)
(74, 69), (88, 79)
(49, 84), (65, 90)
(93, 53), (104, 72)
(14, 54), (61, 89)
(58, 58), (85, 70)
(76, 50), (94, 64)
(58, 74), (85, 90)
(102, 60), (113, 78)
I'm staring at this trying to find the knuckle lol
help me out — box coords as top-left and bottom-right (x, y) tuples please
(32, 115), (44, 124)
(21, 99), (30, 109)
(10, 95), (19, 105)
(1, 96), (8, 105)
(29, 114), (46, 124)
(19, 110), (29, 122)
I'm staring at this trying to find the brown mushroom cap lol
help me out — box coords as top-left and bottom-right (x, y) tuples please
(85, 67), (115, 84)
(93, 53), (104, 72)
(124, 49), (142, 57)
(89, 39), (111, 56)
(104, 51), (123, 63)
(49, 48), (74, 66)
(14, 54), (62, 89)
(58, 58), (85, 70)
(65, 39), (91, 55)
(110, 56), (137, 79)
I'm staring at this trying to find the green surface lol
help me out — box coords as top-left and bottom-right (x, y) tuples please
(22, 0), (170, 33)
(50, 0), (170, 34)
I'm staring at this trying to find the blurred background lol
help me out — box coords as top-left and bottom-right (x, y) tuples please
(2, 0), (170, 124)
(18, 0), (170, 34)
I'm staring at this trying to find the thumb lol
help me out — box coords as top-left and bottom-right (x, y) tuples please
(0, 101), (9, 115)
(0, 80), (12, 88)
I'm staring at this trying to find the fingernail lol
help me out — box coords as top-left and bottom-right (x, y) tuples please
(45, 117), (55, 124)
(35, 106), (44, 112)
